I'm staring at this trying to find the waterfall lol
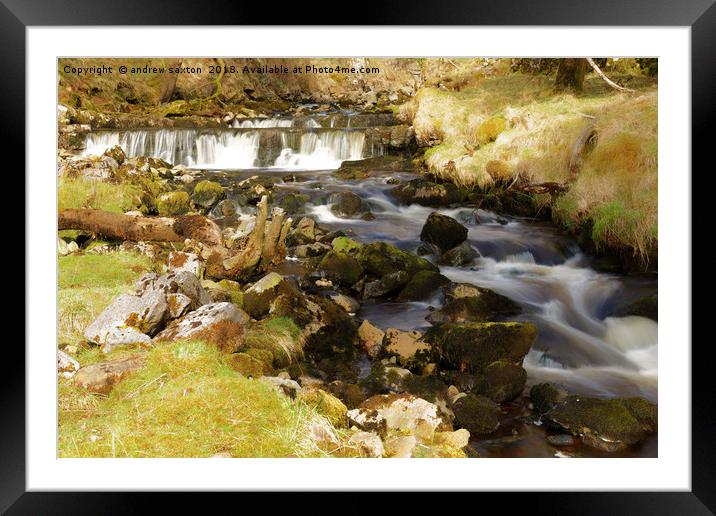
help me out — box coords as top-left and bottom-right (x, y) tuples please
(82, 123), (376, 170)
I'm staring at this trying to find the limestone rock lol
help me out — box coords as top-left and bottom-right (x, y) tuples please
(74, 356), (146, 394)
(358, 320), (385, 358)
(154, 302), (250, 342)
(57, 349), (80, 379)
(348, 431), (384, 458)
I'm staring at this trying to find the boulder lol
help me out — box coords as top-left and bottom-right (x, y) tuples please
(201, 279), (243, 307)
(474, 361), (527, 403)
(102, 145), (126, 165)
(347, 407), (388, 438)
(384, 435), (417, 458)
(358, 241), (438, 279)
(242, 272), (294, 319)
(359, 393), (443, 435)
(544, 395), (657, 452)
(396, 270), (450, 301)
(383, 328), (430, 368)
(426, 291), (521, 325)
(277, 192), (310, 215)
(392, 178), (462, 207)
(154, 302), (250, 342)
(328, 293), (360, 314)
(420, 212), (468, 253)
(438, 242), (479, 266)
(425, 321), (537, 373)
(74, 356), (146, 394)
(358, 320), (385, 358)
(362, 271), (410, 299)
(298, 387), (348, 428)
(288, 217), (316, 245)
(612, 292), (657, 321)
(329, 191), (373, 220)
(135, 271), (211, 310)
(166, 293), (192, 319)
(452, 393), (500, 435)
(293, 242), (331, 258)
(191, 180), (225, 212)
(348, 431), (385, 458)
(167, 251), (203, 277)
(529, 382), (568, 415)
(318, 252), (364, 287)
(261, 375), (301, 399)
(84, 291), (167, 352)
(331, 236), (364, 255)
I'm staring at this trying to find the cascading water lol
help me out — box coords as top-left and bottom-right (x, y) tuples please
(83, 115), (378, 170)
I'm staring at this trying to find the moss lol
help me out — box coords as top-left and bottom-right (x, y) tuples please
(202, 279), (244, 307)
(424, 321), (537, 373)
(226, 352), (265, 378)
(246, 348), (274, 369)
(485, 159), (512, 181)
(243, 317), (302, 368)
(191, 180), (225, 210)
(452, 393), (500, 435)
(474, 361), (527, 403)
(475, 116), (506, 145)
(156, 191), (190, 216)
(359, 241), (438, 278)
(331, 236), (364, 255)
(298, 388), (348, 428)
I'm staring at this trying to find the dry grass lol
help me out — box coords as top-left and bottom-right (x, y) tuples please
(401, 74), (658, 261)
(58, 177), (145, 213)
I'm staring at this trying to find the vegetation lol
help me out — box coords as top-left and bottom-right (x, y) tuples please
(58, 177), (145, 213)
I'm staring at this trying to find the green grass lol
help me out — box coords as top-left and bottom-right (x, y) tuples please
(58, 177), (145, 213)
(58, 252), (157, 347)
(58, 340), (349, 458)
(401, 73), (658, 263)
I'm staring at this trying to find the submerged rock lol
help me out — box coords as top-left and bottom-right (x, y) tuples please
(329, 191), (374, 220)
(530, 382), (568, 415)
(420, 212), (468, 253)
(438, 242), (479, 266)
(612, 292), (658, 321)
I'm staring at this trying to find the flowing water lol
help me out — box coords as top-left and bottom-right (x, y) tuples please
(82, 113), (658, 457)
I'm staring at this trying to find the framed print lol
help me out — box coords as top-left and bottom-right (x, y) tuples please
(5, 0), (710, 511)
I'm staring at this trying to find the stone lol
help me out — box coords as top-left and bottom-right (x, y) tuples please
(74, 356), (146, 394)
(293, 242), (331, 258)
(438, 242), (479, 266)
(261, 376), (302, 399)
(475, 361), (527, 403)
(420, 212), (468, 253)
(305, 417), (340, 448)
(191, 180), (225, 212)
(319, 252), (364, 287)
(359, 241), (437, 280)
(298, 387), (348, 428)
(102, 145), (126, 165)
(166, 293), (192, 319)
(396, 270), (450, 301)
(242, 272), (293, 319)
(383, 328), (430, 368)
(348, 431), (385, 458)
(452, 393), (500, 435)
(360, 393), (443, 434)
(358, 320), (385, 358)
(546, 434), (576, 447)
(392, 178), (463, 207)
(530, 382), (568, 415)
(84, 291), (167, 352)
(135, 271), (211, 310)
(154, 302), (250, 342)
(289, 217), (316, 245)
(57, 349), (80, 378)
(167, 251), (203, 277)
(67, 241), (79, 254)
(544, 395), (657, 452)
(347, 408), (387, 438)
(425, 321), (537, 373)
(427, 291), (521, 325)
(612, 292), (657, 321)
(434, 429), (471, 449)
(329, 293), (360, 314)
(329, 191), (373, 219)
(58, 238), (70, 256)
(331, 236), (364, 255)
(201, 279), (243, 307)
(384, 435), (417, 458)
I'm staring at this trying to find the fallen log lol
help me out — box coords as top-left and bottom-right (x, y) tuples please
(58, 196), (290, 281)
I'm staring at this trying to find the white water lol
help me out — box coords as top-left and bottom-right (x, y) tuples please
(83, 124), (370, 170)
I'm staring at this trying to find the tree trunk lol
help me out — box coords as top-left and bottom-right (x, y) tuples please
(159, 58), (181, 103)
(555, 58), (588, 92)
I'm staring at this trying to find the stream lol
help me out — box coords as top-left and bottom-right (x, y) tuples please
(84, 112), (658, 458)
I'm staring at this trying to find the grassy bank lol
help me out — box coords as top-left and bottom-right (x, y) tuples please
(399, 74), (658, 265)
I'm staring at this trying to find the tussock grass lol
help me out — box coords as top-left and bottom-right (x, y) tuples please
(58, 340), (351, 458)
(401, 75), (658, 262)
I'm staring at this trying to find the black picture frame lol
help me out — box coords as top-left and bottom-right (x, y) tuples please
(5, 0), (708, 512)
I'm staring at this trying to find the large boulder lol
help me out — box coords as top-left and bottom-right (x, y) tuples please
(154, 302), (250, 342)
(84, 292), (168, 353)
(438, 242), (479, 266)
(242, 272), (295, 319)
(358, 241), (438, 279)
(452, 393), (500, 435)
(191, 180), (225, 212)
(353, 393), (444, 435)
(474, 361), (527, 403)
(74, 356), (146, 394)
(420, 212), (468, 253)
(392, 178), (462, 207)
(396, 270), (450, 301)
(382, 328), (430, 368)
(424, 321), (537, 373)
(157, 191), (190, 216)
(544, 395), (657, 452)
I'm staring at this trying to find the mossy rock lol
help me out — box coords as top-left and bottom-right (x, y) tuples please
(226, 352), (265, 378)
(476, 116), (506, 145)
(156, 191), (190, 216)
(529, 382), (567, 415)
(545, 395), (657, 452)
(191, 180), (225, 212)
(612, 292), (657, 321)
(202, 279), (244, 307)
(396, 270), (450, 301)
(426, 292), (521, 325)
(358, 241), (438, 278)
(392, 178), (463, 207)
(332, 236), (364, 256)
(424, 321), (537, 374)
(277, 192), (310, 215)
(402, 374), (448, 403)
(243, 273), (294, 319)
(303, 296), (359, 362)
(319, 251), (364, 286)
(245, 348), (275, 371)
(452, 393), (500, 435)
(474, 361), (526, 403)
(420, 212), (468, 253)
(485, 159), (513, 181)
(298, 387), (348, 428)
